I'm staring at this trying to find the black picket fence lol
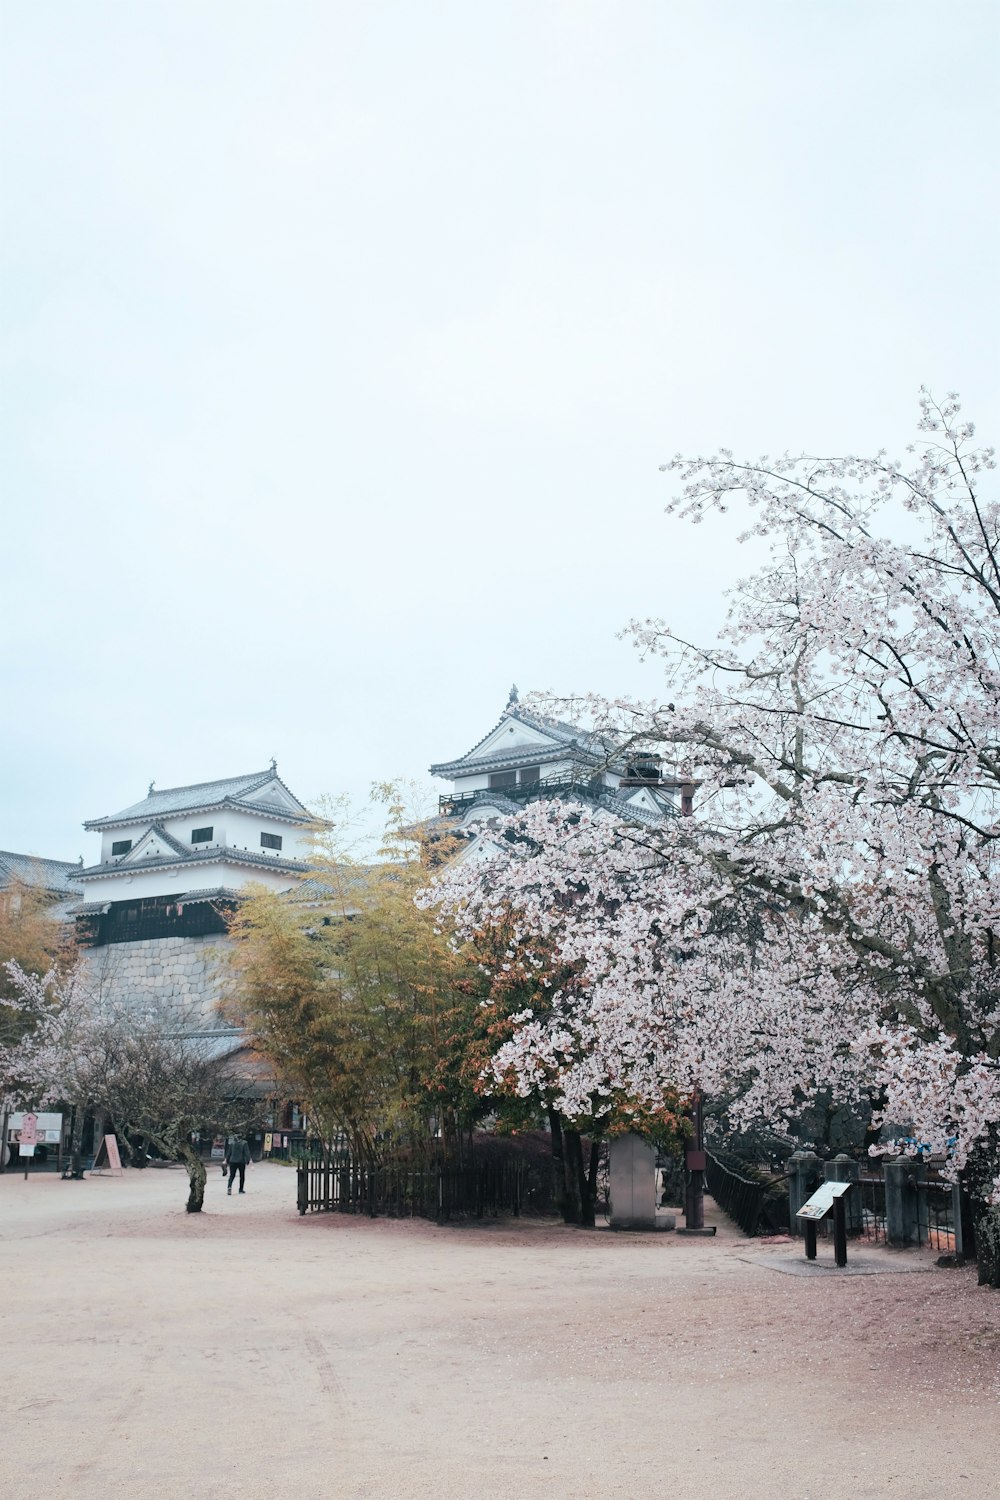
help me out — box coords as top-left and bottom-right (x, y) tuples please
(917, 1174), (961, 1254)
(297, 1152), (526, 1221)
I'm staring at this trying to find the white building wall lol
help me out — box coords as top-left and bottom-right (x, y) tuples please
(99, 808), (311, 864)
(79, 858), (301, 903)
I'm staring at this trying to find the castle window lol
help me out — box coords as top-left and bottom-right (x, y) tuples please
(261, 832), (283, 851)
(625, 759), (660, 782)
(191, 827), (213, 844)
(519, 766), (541, 786)
(111, 839), (132, 857)
(488, 771), (517, 789)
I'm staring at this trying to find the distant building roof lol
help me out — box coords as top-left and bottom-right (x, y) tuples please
(0, 850), (84, 898)
(83, 768), (318, 831)
(429, 704), (615, 780)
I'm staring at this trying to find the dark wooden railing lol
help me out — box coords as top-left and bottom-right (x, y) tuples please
(297, 1153), (525, 1221)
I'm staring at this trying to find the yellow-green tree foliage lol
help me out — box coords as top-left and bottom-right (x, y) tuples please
(222, 787), (473, 1158)
(0, 876), (76, 1048)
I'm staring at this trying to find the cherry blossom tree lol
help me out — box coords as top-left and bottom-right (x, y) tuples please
(426, 393), (1000, 1283)
(3, 959), (253, 1211)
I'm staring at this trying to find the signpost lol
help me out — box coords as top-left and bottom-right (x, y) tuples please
(796, 1179), (853, 1266)
(18, 1112), (37, 1180)
(89, 1134), (124, 1176)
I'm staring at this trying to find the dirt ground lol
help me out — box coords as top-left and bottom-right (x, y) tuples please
(1, 1161), (998, 1500)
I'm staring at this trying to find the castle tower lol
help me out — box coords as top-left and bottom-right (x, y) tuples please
(71, 766), (318, 1027)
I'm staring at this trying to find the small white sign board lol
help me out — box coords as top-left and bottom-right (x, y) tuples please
(8, 1111), (63, 1144)
(796, 1179), (852, 1221)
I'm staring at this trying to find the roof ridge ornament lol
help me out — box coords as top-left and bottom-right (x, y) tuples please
(148, 780), (155, 795)
(270, 757), (277, 771)
(506, 684), (519, 707)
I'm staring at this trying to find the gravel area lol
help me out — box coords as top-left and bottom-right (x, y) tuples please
(1, 1161), (998, 1499)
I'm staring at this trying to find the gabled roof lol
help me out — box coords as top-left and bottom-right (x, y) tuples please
(77, 845), (313, 882)
(0, 850), (84, 897)
(84, 768), (316, 830)
(117, 823), (191, 865)
(430, 705), (614, 779)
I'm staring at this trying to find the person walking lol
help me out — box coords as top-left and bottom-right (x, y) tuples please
(225, 1135), (252, 1195)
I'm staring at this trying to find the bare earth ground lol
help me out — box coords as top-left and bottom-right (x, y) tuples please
(1, 1162), (998, 1500)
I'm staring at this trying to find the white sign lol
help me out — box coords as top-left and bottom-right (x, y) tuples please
(796, 1180), (852, 1220)
(8, 1111), (64, 1143)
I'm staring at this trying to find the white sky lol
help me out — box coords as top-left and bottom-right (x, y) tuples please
(2, 2), (998, 857)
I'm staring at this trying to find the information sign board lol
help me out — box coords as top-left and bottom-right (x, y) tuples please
(8, 1111), (64, 1144)
(796, 1179), (852, 1220)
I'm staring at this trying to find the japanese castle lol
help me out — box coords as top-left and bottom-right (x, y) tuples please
(429, 688), (690, 837)
(72, 765), (317, 948)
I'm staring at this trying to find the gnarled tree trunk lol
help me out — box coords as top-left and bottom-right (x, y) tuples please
(975, 1205), (1000, 1288)
(182, 1147), (207, 1213)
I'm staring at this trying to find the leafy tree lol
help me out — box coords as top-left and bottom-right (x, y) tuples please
(501, 391), (1000, 1282)
(0, 877), (76, 1106)
(418, 815), (686, 1226)
(223, 786), (476, 1160)
(4, 961), (254, 1210)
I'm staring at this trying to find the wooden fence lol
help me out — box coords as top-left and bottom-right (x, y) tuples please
(297, 1152), (525, 1221)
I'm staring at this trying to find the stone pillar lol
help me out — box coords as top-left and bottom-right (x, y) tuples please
(786, 1150), (822, 1235)
(609, 1133), (656, 1230)
(884, 1159), (921, 1246)
(824, 1153), (862, 1235)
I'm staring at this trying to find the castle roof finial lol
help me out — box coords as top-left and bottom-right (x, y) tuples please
(148, 780), (155, 796)
(506, 684), (519, 707)
(270, 756), (277, 772)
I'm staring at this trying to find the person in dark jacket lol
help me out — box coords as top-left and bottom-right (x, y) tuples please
(225, 1135), (252, 1195)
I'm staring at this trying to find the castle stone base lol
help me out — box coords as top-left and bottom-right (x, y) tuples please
(80, 935), (232, 1029)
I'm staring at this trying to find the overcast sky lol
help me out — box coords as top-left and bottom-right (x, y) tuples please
(3, 2), (998, 858)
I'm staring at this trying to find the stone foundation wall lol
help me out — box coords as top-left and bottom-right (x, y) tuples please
(80, 935), (233, 1027)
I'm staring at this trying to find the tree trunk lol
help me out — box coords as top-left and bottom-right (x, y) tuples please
(548, 1109), (576, 1224)
(584, 1135), (602, 1226)
(975, 1204), (1000, 1288)
(562, 1127), (585, 1225)
(183, 1148), (207, 1214)
(68, 1104), (86, 1179)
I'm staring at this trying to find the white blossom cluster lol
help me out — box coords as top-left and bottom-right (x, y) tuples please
(422, 394), (1000, 1202)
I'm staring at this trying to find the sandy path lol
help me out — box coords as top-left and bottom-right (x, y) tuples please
(1, 1161), (997, 1500)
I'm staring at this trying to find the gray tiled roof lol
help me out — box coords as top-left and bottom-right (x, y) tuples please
(176, 887), (244, 905)
(430, 707), (615, 779)
(78, 845), (313, 881)
(0, 850), (85, 896)
(67, 887), (244, 917)
(84, 769), (314, 830)
(599, 787), (675, 827)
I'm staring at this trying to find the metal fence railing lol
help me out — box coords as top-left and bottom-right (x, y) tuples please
(917, 1175), (960, 1253)
(705, 1151), (789, 1236)
(857, 1175), (887, 1243)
